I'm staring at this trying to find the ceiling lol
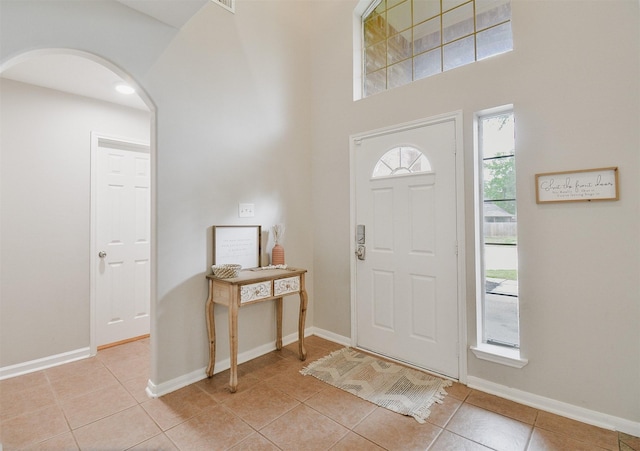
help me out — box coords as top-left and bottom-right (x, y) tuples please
(116, 0), (208, 29)
(0, 0), (209, 111)
(1, 54), (150, 111)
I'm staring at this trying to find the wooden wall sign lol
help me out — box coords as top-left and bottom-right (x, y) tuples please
(535, 167), (619, 204)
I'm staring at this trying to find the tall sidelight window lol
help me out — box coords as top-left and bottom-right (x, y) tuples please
(362, 0), (513, 97)
(477, 109), (519, 349)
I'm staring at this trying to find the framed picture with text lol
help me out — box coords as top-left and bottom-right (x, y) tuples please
(212, 225), (261, 268)
(535, 167), (619, 204)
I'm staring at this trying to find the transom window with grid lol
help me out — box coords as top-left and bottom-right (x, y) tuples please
(362, 0), (513, 97)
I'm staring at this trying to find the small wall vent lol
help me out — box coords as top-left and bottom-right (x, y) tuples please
(211, 0), (235, 13)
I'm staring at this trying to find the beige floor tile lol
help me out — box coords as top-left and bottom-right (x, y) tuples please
(0, 379), (57, 420)
(275, 345), (310, 362)
(164, 404), (254, 450)
(305, 385), (377, 429)
(223, 383), (299, 429)
(303, 336), (345, 351)
(60, 383), (137, 429)
(353, 406), (442, 450)
(269, 366), (329, 402)
(260, 404), (350, 450)
(466, 390), (538, 424)
(140, 384), (219, 430)
(619, 432), (640, 451)
(429, 430), (494, 450)
(0, 370), (49, 393)
(277, 350), (315, 372)
(535, 411), (619, 451)
(285, 341), (340, 365)
(278, 352), (319, 372)
(242, 351), (285, 369)
(228, 432), (280, 450)
(330, 431), (386, 450)
(97, 339), (149, 365)
(103, 354), (150, 382)
(445, 403), (533, 451)
(231, 358), (264, 379)
(122, 374), (152, 403)
(278, 343), (309, 362)
(23, 431), (79, 450)
(195, 370), (262, 403)
(44, 356), (106, 382)
(73, 405), (160, 450)
(0, 404), (69, 449)
(242, 354), (293, 381)
(47, 364), (119, 400)
(527, 427), (607, 451)
(129, 432), (179, 450)
(446, 381), (472, 401)
(274, 351), (315, 375)
(426, 394), (463, 428)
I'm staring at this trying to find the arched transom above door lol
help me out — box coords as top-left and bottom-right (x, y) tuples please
(372, 146), (432, 178)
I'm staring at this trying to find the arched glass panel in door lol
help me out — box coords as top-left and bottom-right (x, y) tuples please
(372, 146), (432, 178)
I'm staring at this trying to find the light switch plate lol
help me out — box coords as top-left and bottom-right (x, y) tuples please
(239, 203), (254, 217)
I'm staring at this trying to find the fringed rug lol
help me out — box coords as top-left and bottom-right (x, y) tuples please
(300, 347), (451, 424)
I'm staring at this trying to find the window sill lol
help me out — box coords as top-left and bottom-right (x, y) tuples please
(471, 344), (528, 368)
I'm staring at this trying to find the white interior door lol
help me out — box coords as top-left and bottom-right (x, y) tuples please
(354, 118), (460, 379)
(95, 137), (150, 347)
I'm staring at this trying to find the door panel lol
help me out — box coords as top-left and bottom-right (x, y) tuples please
(96, 143), (150, 347)
(409, 184), (435, 253)
(354, 119), (460, 379)
(411, 274), (436, 341)
(372, 188), (393, 250)
(373, 270), (395, 330)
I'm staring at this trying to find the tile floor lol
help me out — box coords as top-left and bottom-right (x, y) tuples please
(1, 336), (638, 450)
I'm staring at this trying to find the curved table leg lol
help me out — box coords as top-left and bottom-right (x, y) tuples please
(228, 300), (239, 393)
(298, 288), (308, 361)
(276, 297), (283, 351)
(205, 280), (216, 378)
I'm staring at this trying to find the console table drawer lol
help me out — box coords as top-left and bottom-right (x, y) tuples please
(274, 276), (300, 296)
(240, 281), (271, 303)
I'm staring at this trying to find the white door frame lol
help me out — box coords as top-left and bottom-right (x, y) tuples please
(90, 132), (152, 355)
(349, 111), (467, 383)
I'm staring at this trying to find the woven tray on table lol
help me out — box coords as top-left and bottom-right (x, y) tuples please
(211, 264), (242, 278)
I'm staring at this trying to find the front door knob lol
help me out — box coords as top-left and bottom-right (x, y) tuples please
(98, 251), (107, 258)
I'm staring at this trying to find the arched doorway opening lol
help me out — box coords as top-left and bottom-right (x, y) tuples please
(0, 49), (157, 382)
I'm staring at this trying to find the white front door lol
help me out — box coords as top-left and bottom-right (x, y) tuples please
(353, 117), (461, 379)
(94, 137), (150, 347)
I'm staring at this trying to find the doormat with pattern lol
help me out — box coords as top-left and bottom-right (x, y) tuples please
(300, 347), (452, 423)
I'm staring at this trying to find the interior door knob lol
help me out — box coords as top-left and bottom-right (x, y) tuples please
(98, 251), (107, 258)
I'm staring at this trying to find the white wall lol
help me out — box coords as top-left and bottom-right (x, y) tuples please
(145, 0), (314, 384)
(0, 79), (151, 365)
(309, 0), (639, 425)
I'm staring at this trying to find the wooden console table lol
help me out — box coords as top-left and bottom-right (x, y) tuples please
(205, 267), (308, 392)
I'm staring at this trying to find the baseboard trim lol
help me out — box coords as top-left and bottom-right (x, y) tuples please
(146, 366), (208, 399)
(467, 376), (640, 436)
(98, 334), (150, 351)
(309, 327), (351, 347)
(0, 347), (91, 380)
(146, 327), (318, 398)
